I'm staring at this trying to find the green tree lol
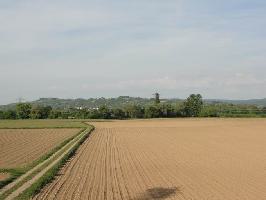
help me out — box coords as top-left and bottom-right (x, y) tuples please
(74, 109), (90, 119)
(48, 110), (62, 119)
(16, 103), (32, 119)
(175, 103), (184, 117)
(98, 106), (111, 119)
(200, 104), (219, 117)
(30, 106), (42, 119)
(183, 94), (203, 117)
(144, 105), (161, 118)
(112, 108), (125, 119)
(30, 105), (52, 119)
(88, 109), (101, 119)
(160, 104), (176, 117)
(124, 104), (144, 118)
(262, 107), (266, 114)
(2, 110), (17, 119)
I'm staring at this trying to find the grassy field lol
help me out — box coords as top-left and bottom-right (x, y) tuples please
(0, 119), (87, 129)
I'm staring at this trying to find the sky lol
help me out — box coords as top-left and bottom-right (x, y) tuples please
(0, 0), (266, 104)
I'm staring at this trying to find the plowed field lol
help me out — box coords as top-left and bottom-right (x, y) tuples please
(0, 128), (82, 168)
(34, 119), (266, 200)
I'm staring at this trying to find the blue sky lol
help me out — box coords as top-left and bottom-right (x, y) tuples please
(0, 0), (265, 104)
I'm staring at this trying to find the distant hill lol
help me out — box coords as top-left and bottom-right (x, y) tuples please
(0, 97), (182, 110)
(0, 97), (265, 111)
(206, 98), (266, 107)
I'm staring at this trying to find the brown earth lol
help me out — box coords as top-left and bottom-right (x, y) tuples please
(0, 172), (10, 181)
(34, 119), (266, 200)
(0, 128), (82, 168)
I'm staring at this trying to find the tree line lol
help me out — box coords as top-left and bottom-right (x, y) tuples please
(0, 94), (265, 120)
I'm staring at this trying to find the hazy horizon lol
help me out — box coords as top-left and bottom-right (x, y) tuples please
(1, 0), (266, 104)
(1, 95), (266, 106)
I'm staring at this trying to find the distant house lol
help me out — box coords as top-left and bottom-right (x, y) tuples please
(75, 107), (83, 110)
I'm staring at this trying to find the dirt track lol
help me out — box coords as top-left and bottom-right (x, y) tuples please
(34, 119), (266, 200)
(0, 129), (81, 168)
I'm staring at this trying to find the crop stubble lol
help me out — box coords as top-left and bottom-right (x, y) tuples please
(34, 119), (266, 200)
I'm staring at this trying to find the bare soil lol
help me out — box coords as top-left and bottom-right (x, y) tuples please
(34, 119), (266, 200)
(0, 172), (10, 181)
(0, 128), (82, 168)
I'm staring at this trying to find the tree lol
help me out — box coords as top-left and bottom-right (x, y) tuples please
(98, 106), (111, 119)
(200, 104), (219, 117)
(88, 109), (101, 119)
(74, 109), (90, 119)
(175, 103), (184, 117)
(49, 110), (62, 119)
(144, 105), (161, 118)
(30, 106), (42, 119)
(160, 104), (176, 117)
(2, 110), (17, 119)
(124, 104), (144, 118)
(183, 94), (203, 117)
(112, 108), (125, 119)
(30, 105), (52, 119)
(262, 107), (266, 114)
(16, 103), (32, 119)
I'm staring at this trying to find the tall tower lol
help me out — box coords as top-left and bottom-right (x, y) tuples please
(153, 93), (160, 104)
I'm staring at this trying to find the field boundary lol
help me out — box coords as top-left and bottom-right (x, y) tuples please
(0, 125), (93, 199)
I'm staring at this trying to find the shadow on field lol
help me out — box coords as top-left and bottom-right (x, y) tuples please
(134, 186), (181, 200)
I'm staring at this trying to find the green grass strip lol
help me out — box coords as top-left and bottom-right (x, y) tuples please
(0, 119), (87, 129)
(0, 169), (24, 189)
